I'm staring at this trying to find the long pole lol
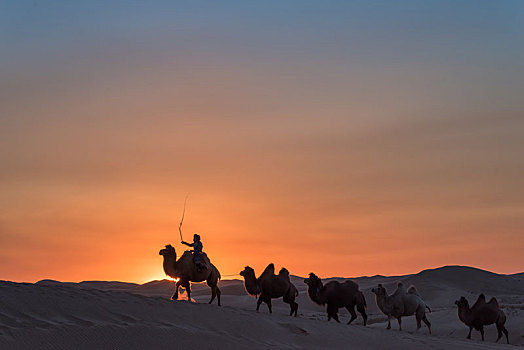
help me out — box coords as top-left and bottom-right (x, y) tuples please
(178, 194), (189, 242)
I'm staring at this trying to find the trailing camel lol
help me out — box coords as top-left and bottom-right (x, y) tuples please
(240, 264), (299, 316)
(304, 273), (367, 326)
(371, 282), (431, 333)
(159, 244), (221, 305)
(455, 294), (509, 344)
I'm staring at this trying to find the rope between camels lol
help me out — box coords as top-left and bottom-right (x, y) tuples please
(220, 273), (242, 278)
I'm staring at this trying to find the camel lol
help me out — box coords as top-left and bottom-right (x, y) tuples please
(371, 282), (431, 333)
(240, 263), (299, 316)
(455, 294), (509, 344)
(304, 273), (367, 326)
(158, 244), (221, 306)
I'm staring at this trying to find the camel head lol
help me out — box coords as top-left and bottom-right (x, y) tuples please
(304, 272), (323, 289)
(239, 266), (261, 296)
(159, 244), (176, 257)
(455, 296), (469, 309)
(304, 273), (325, 305)
(371, 284), (387, 297)
(240, 266), (254, 278)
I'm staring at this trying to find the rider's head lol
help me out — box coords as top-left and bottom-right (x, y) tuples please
(193, 234), (200, 242)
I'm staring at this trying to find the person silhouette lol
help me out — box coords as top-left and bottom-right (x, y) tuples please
(181, 234), (207, 271)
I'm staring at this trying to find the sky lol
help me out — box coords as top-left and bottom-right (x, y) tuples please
(1, 1), (523, 283)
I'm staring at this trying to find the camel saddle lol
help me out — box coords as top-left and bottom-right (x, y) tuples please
(183, 250), (211, 270)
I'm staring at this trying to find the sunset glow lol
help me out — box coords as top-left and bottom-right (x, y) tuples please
(1, 1), (523, 284)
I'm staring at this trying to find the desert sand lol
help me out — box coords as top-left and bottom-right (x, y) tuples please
(1, 265), (523, 349)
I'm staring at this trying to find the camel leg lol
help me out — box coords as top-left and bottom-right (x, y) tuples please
(467, 327), (472, 339)
(496, 325), (503, 343)
(256, 296), (263, 311)
(216, 287), (221, 307)
(415, 306), (429, 333)
(209, 287), (217, 304)
(479, 326), (485, 341)
(327, 306), (333, 322)
(346, 305), (357, 325)
(357, 303), (367, 326)
(184, 282), (191, 302)
(283, 292), (293, 316)
(207, 277), (221, 306)
(332, 310), (340, 323)
(422, 315), (431, 334)
(397, 316), (402, 331)
(266, 299), (272, 314)
(171, 280), (181, 300)
(327, 305), (340, 323)
(386, 316), (392, 330)
(283, 293), (298, 317)
(495, 321), (509, 344)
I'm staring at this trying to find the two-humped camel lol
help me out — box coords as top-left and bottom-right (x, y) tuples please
(372, 282), (431, 333)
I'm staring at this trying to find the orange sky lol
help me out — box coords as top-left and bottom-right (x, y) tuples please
(1, 1), (523, 283)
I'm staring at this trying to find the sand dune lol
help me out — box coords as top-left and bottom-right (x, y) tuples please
(1, 266), (522, 349)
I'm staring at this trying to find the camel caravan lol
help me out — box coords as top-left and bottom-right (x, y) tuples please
(159, 240), (509, 344)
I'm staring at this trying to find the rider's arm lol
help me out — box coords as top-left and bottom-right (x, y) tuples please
(181, 241), (194, 247)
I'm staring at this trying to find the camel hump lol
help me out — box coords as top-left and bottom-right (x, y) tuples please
(393, 282), (407, 296)
(342, 280), (359, 291)
(407, 285), (420, 296)
(278, 268), (290, 280)
(261, 263), (275, 277)
(472, 293), (487, 309)
(487, 297), (499, 308)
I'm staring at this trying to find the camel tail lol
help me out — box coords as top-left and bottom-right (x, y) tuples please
(295, 289), (299, 297)
(426, 305), (431, 313)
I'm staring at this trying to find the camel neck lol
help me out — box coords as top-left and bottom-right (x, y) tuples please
(307, 285), (324, 305)
(243, 271), (259, 295)
(163, 255), (177, 276)
(458, 307), (471, 323)
(375, 293), (390, 312)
